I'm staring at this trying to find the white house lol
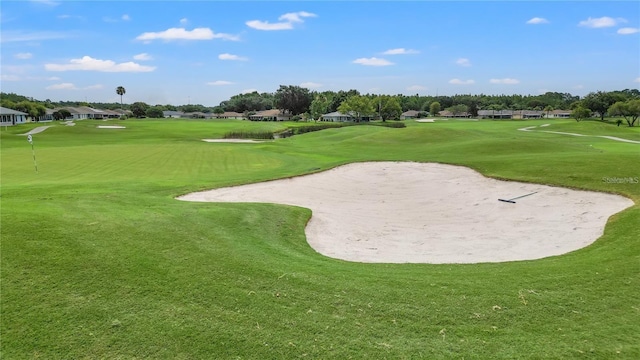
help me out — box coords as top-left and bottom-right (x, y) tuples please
(0, 106), (28, 126)
(320, 111), (354, 122)
(163, 110), (184, 118)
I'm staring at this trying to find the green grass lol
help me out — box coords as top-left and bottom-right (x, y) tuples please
(2, 118), (639, 359)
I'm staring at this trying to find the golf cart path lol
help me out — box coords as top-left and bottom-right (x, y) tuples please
(18, 126), (52, 135)
(519, 124), (640, 144)
(178, 162), (634, 264)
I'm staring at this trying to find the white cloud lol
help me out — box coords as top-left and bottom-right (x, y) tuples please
(29, 0), (60, 6)
(578, 16), (625, 28)
(353, 57), (394, 66)
(0, 30), (72, 43)
(407, 85), (426, 91)
(526, 17), (549, 24)
(46, 82), (77, 90)
(218, 53), (248, 61)
(241, 88), (258, 94)
(618, 27), (639, 35)
(382, 48), (419, 55)
(101, 14), (131, 22)
(1, 74), (21, 81)
(180, 18), (189, 25)
(449, 78), (475, 85)
(207, 80), (234, 85)
(133, 53), (153, 61)
(490, 78), (520, 84)
(15, 52), (33, 59)
(300, 81), (322, 89)
(45, 56), (156, 72)
(456, 58), (471, 67)
(634, 77), (640, 83)
(574, 84), (584, 89)
(47, 76), (61, 81)
(246, 11), (316, 31)
(136, 27), (239, 41)
(85, 84), (104, 90)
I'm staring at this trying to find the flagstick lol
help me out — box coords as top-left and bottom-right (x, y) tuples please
(27, 135), (38, 174)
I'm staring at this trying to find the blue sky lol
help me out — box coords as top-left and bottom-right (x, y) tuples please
(1, 1), (639, 107)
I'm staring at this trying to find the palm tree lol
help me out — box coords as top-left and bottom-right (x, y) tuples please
(116, 86), (126, 116)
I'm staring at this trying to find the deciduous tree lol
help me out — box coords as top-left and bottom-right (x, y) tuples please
(131, 102), (149, 118)
(429, 101), (441, 117)
(275, 85), (312, 115)
(571, 106), (591, 122)
(608, 100), (640, 127)
(338, 95), (375, 122)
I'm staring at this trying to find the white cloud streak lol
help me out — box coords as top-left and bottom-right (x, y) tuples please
(207, 80), (234, 85)
(46, 82), (77, 90)
(490, 78), (520, 84)
(456, 58), (471, 67)
(301, 82), (322, 88)
(578, 16), (625, 28)
(526, 17), (549, 24)
(617, 27), (639, 35)
(136, 27), (239, 41)
(449, 79), (475, 85)
(246, 11), (317, 31)
(133, 53), (153, 61)
(218, 53), (248, 61)
(352, 57), (394, 66)
(45, 56), (156, 72)
(14, 52), (33, 59)
(383, 48), (419, 55)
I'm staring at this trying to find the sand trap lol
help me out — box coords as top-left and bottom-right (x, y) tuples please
(97, 125), (126, 129)
(19, 126), (52, 135)
(202, 139), (270, 143)
(519, 125), (640, 144)
(178, 162), (633, 264)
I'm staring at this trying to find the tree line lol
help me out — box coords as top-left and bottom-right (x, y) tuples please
(1, 87), (639, 125)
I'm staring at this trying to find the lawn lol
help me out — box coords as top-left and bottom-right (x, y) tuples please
(1, 118), (639, 359)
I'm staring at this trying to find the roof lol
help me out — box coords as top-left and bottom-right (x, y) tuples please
(163, 110), (184, 116)
(251, 109), (283, 117)
(218, 111), (244, 117)
(322, 111), (353, 117)
(0, 106), (28, 115)
(477, 110), (513, 116)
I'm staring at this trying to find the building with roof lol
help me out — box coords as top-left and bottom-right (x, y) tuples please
(0, 106), (28, 126)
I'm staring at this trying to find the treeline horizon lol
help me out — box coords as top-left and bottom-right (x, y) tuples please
(2, 87), (639, 116)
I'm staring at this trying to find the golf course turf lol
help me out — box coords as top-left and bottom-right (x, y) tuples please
(1, 118), (639, 358)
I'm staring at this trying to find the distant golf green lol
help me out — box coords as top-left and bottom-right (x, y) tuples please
(1, 118), (638, 358)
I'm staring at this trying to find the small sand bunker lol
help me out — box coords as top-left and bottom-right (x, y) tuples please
(178, 162), (634, 264)
(202, 139), (269, 143)
(97, 125), (126, 129)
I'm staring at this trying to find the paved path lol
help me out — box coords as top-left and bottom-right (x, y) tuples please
(19, 126), (52, 135)
(518, 124), (640, 144)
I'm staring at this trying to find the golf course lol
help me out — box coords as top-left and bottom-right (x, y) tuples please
(1, 118), (639, 358)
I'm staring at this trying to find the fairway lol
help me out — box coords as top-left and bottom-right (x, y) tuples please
(2, 118), (639, 359)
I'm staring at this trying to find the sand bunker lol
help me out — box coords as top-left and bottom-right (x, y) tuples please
(202, 139), (270, 143)
(97, 125), (125, 129)
(178, 162), (633, 264)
